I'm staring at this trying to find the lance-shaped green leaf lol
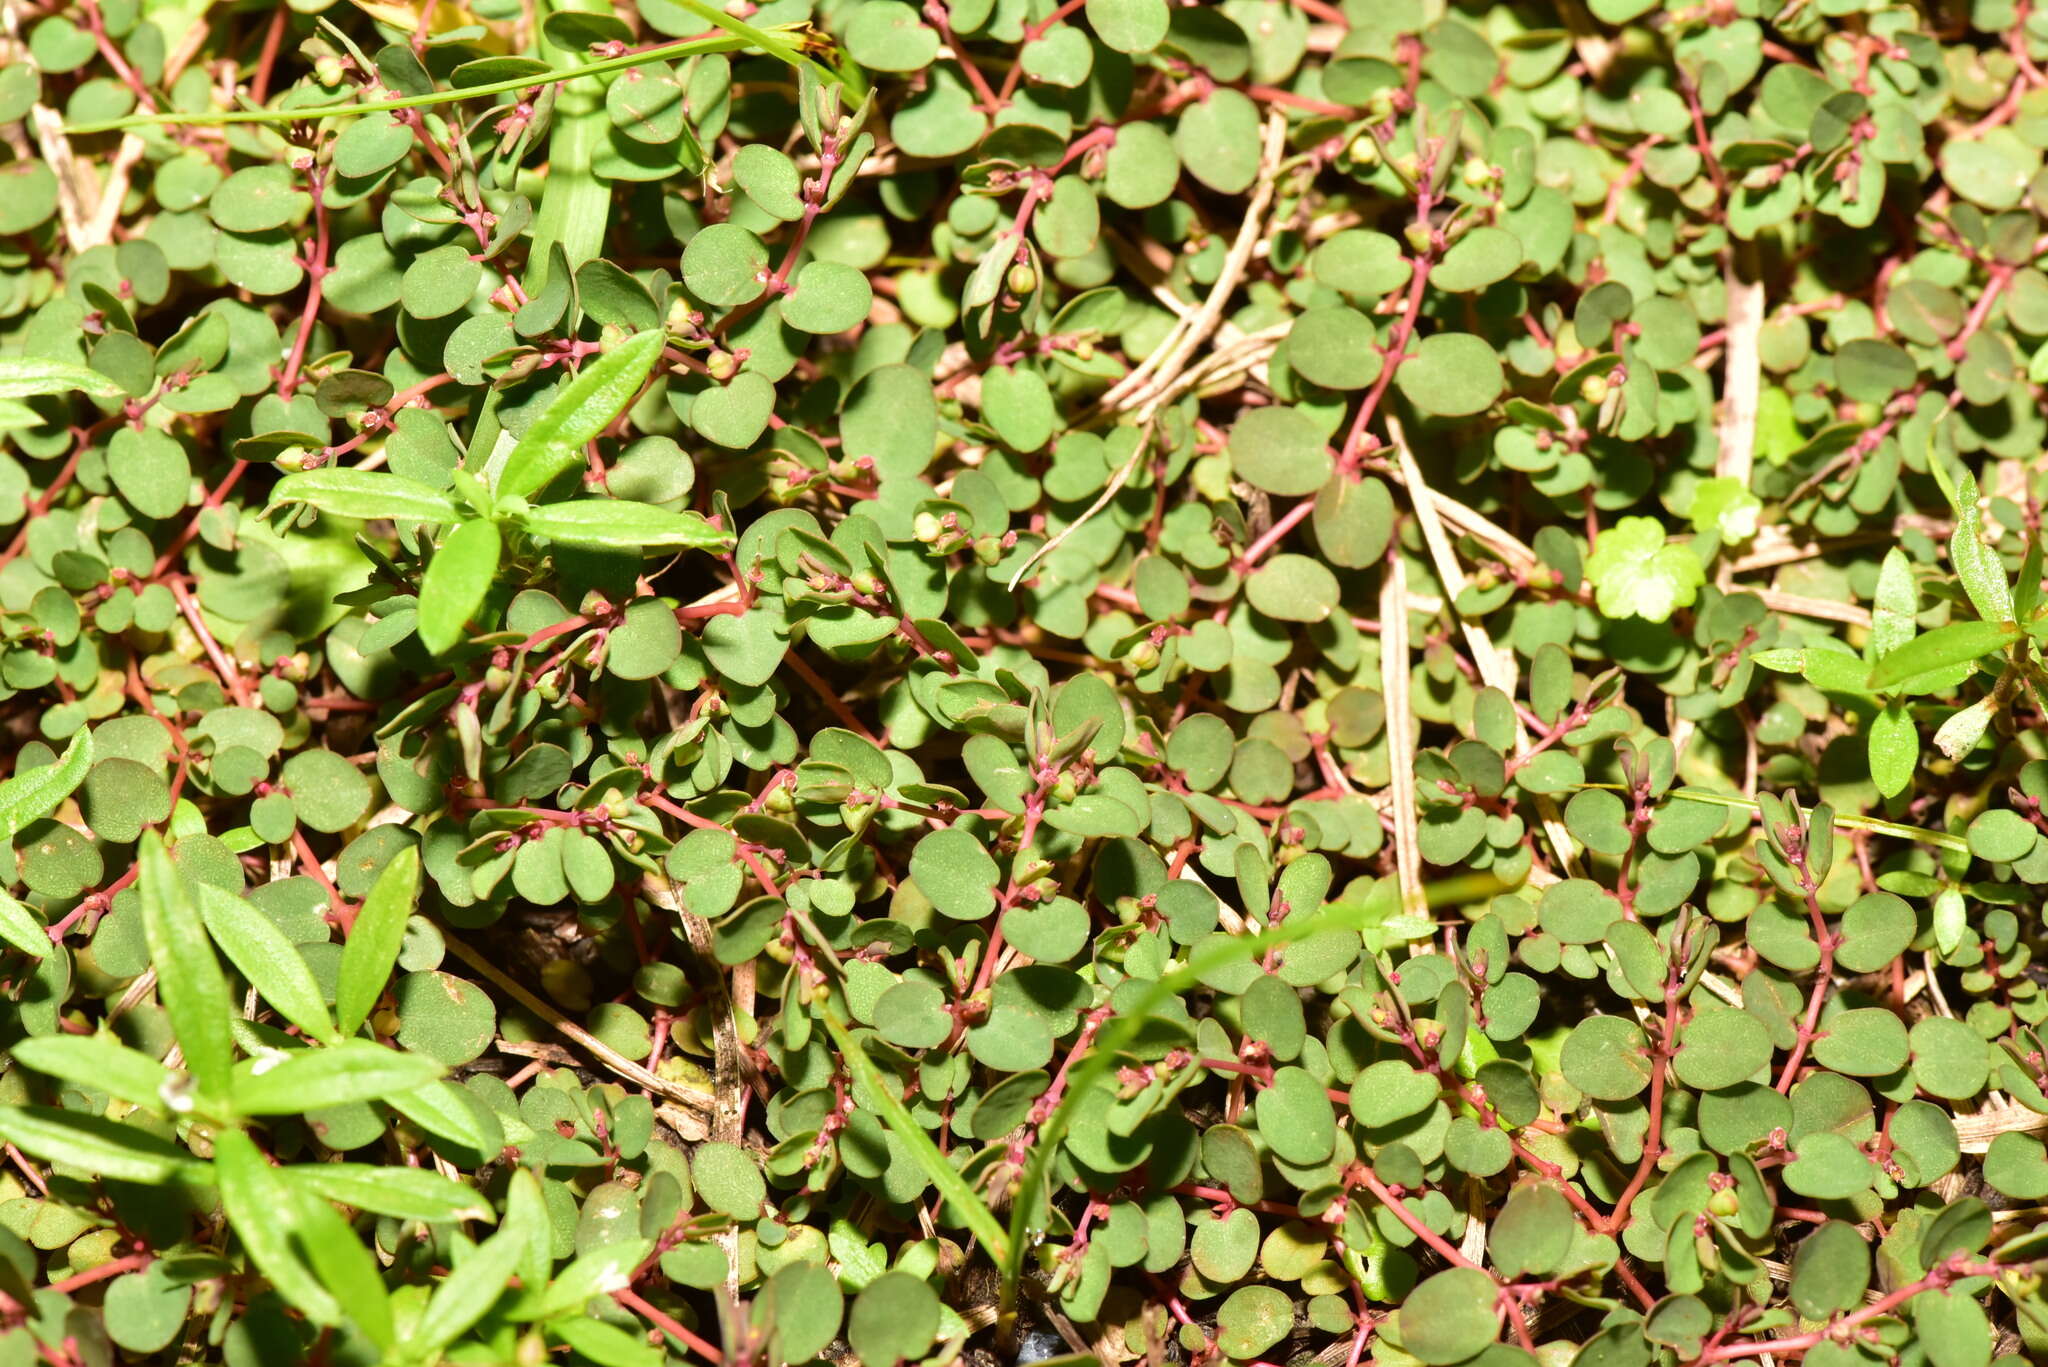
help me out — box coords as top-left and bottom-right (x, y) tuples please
(214, 1128), (342, 1326)
(230, 1039), (445, 1115)
(417, 519), (502, 655)
(385, 1080), (502, 1155)
(1868, 619), (2017, 690)
(196, 883), (337, 1044)
(519, 500), (733, 553)
(1868, 701), (1917, 800)
(520, 1238), (653, 1319)
(0, 730), (93, 843)
(404, 1172), (542, 1358)
(0, 889), (48, 959)
(495, 329), (666, 500)
(268, 469), (462, 526)
(337, 845), (420, 1037)
(1869, 547), (1918, 665)
(0, 357), (126, 399)
(292, 1184), (396, 1351)
(1931, 458), (2016, 626)
(288, 1163), (497, 1224)
(0, 1107), (205, 1183)
(138, 831), (236, 1103)
(1752, 647), (1876, 698)
(12, 1035), (176, 1116)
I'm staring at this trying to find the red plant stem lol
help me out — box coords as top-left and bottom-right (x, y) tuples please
(251, 3), (290, 104)
(279, 162), (332, 398)
(924, 0), (1002, 110)
(1353, 1167), (1481, 1271)
(1242, 151), (1441, 572)
(1600, 964), (1679, 1233)
(1199, 1057), (1352, 1105)
(292, 829), (348, 920)
(643, 791), (726, 832)
(1774, 865), (1836, 1092)
(169, 577), (254, 707)
(80, 0), (158, 112)
(1947, 262), (2015, 361)
(45, 1253), (150, 1297)
(152, 460), (253, 578)
(612, 1287), (723, 1364)
(1168, 1184), (1304, 1218)
(0, 445), (86, 573)
(1694, 1254), (2005, 1363)
(320, 373), (456, 464)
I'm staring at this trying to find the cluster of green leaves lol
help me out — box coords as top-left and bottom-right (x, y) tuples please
(11, 0), (2048, 1365)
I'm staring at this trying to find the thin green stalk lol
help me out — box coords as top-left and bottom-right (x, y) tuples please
(1572, 784), (1969, 852)
(660, 0), (839, 86)
(61, 30), (763, 134)
(818, 1008), (1011, 1264)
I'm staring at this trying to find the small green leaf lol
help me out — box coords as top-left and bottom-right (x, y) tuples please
(1398, 1268), (1499, 1364)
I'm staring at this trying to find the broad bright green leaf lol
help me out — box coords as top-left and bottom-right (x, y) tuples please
(496, 328), (667, 500)
(269, 469), (462, 525)
(292, 1183), (397, 1349)
(1867, 618), (2016, 689)
(1932, 460), (2016, 626)
(12, 1034), (175, 1114)
(406, 1180), (537, 1357)
(138, 831), (236, 1104)
(288, 1163), (496, 1223)
(0, 889), (49, 958)
(1585, 518), (1706, 624)
(0, 729), (92, 842)
(0, 356), (126, 399)
(229, 1039), (445, 1114)
(0, 1107), (205, 1183)
(417, 519), (502, 655)
(215, 1128), (342, 1326)
(337, 845), (420, 1038)
(196, 882), (337, 1043)
(1867, 701), (1917, 799)
(519, 500), (733, 553)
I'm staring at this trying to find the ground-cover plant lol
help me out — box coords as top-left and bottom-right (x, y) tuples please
(8, 0), (2048, 1364)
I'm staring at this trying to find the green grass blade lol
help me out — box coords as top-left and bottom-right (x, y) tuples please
(62, 31), (754, 133)
(820, 1008), (1011, 1264)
